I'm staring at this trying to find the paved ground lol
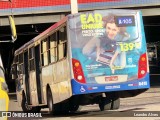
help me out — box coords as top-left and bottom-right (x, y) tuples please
(6, 87), (160, 120)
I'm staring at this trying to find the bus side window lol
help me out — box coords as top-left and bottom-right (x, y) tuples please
(58, 26), (67, 60)
(29, 47), (35, 71)
(18, 53), (23, 74)
(11, 55), (18, 79)
(41, 38), (49, 66)
(49, 32), (58, 63)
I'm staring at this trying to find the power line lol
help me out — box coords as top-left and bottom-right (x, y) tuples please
(0, 32), (41, 37)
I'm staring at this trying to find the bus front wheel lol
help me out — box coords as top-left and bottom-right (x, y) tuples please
(111, 94), (120, 110)
(47, 88), (54, 114)
(69, 104), (81, 112)
(21, 93), (41, 112)
(98, 97), (112, 111)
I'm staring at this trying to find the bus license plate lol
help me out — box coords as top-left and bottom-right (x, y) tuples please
(105, 76), (118, 82)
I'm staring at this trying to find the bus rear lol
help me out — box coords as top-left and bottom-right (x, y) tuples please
(67, 9), (149, 109)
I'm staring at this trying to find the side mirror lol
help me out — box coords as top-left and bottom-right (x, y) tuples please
(8, 16), (17, 42)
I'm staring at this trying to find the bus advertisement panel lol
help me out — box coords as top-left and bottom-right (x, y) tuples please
(12, 9), (150, 113)
(68, 9), (150, 95)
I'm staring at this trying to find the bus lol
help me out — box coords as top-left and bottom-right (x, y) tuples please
(12, 9), (150, 113)
(0, 15), (17, 119)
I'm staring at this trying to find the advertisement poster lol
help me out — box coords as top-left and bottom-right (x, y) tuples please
(68, 10), (146, 84)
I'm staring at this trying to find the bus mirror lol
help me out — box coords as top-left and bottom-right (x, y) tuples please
(8, 16), (17, 42)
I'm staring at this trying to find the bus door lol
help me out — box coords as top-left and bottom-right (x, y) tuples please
(24, 51), (31, 104)
(35, 45), (43, 104)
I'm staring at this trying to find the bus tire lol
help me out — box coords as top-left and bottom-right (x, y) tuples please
(99, 97), (112, 111)
(54, 102), (69, 114)
(47, 88), (54, 114)
(21, 93), (41, 112)
(69, 104), (81, 112)
(53, 103), (61, 114)
(61, 102), (70, 113)
(111, 96), (120, 110)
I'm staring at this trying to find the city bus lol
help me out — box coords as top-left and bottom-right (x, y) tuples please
(12, 9), (150, 113)
(0, 15), (17, 120)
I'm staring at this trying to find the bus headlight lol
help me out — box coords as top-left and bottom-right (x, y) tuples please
(1, 82), (9, 93)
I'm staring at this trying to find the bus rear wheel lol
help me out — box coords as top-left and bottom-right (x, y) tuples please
(98, 97), (112, 111)
(21, 93), (41, 112)
(69, 104), (81, 112)
(54, 102), (70, 114)
(47, 88), (54, 114)
(111, 94), (120, 110)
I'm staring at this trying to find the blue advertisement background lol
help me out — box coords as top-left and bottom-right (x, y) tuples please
(68, 9), (149, 94)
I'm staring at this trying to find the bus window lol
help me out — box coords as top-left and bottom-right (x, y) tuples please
(18, 53), (23, 74)
(41, 38), (49, 66)
(29, 47), (35, 71)
(11, 55), (18, 79)
(58, 26), (67, 60)
(49, 32), (58, 63)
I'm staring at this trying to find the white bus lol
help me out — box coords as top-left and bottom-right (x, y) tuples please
(12, 9), (150, 113)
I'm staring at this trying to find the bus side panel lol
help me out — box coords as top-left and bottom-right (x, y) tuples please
(56, 59), (72, 102)
(29, 71), (39, 106)
(42, 59), (72, 104)
(41, 65), (59, 104)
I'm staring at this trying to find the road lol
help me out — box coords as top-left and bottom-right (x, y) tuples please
(7, 87), (160, 120)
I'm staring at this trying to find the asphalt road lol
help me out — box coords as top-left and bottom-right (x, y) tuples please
(6, 86), (160, 120)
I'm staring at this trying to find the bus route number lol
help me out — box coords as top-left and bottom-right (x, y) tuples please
(119, 42), (141, 52)
(139, 81), (147, 86)
(116, 16), (135, 27)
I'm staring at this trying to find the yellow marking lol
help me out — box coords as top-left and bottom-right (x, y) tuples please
(0, 77), (9, 118)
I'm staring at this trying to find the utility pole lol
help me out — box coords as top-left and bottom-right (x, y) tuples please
(70, 0), (78, 14)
